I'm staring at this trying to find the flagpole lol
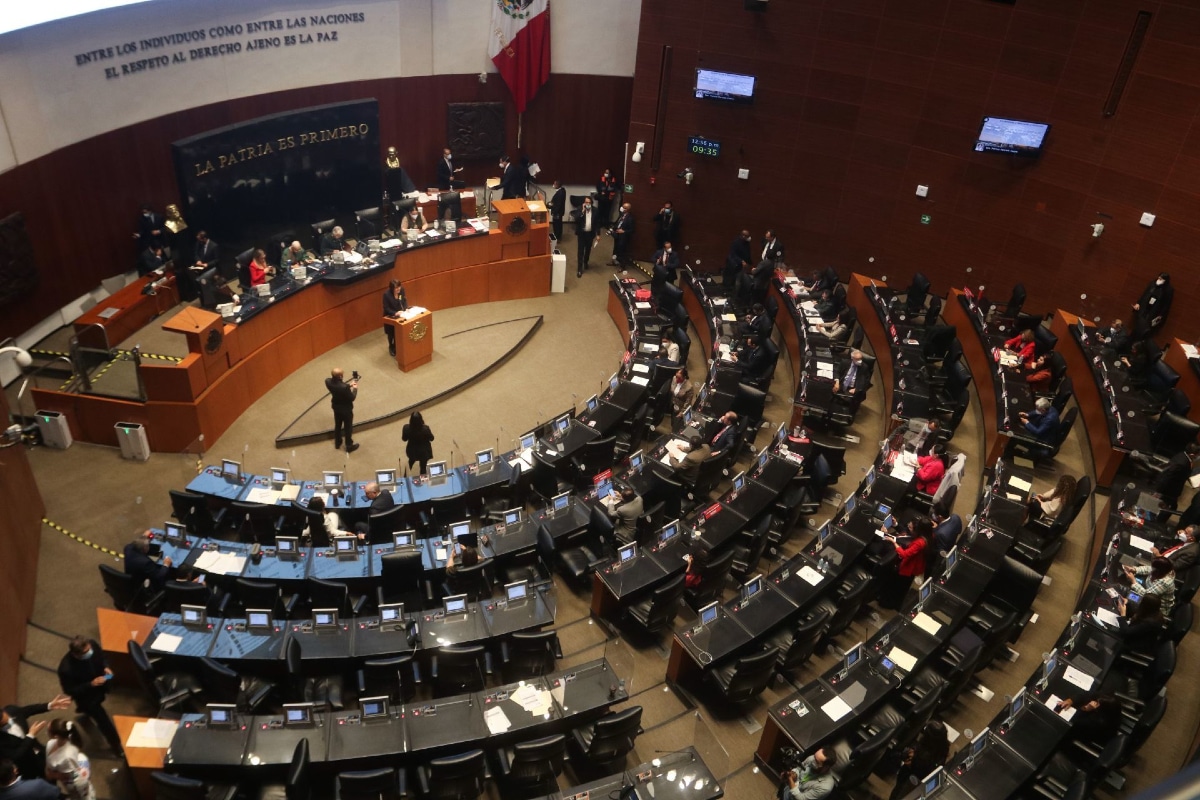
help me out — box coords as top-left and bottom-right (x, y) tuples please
(517, 112), (523, 149)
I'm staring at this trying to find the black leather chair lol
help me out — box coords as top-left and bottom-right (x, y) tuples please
(355, 653), (421, 704)
(430, 644), (492, 696)
(199, 657), (275, 712)
(1031, 734), (1127, 799)
(150, 771), (237, 800)
(859, 682), (945, 754)
(169, 488), (223, 534)
(285, 637), (344, 710)
(764, 608), (831, 674)
(829, 724), (895, 793)
(966, 556), (1042, 645)
(539, 525), (608, 586)
(442, 558), (495, 603)
(368, 504), (409, 544)
(815, 574), (871, 647)
(338, 767), (404, 800)
(307, 577), (368, 618)
(569, 706), (643, 773)
(235, 247), (255, 289)
(495, 734), (566, 797)
(163, 581), (229, 618)
(129, 640), (201, 715)
(229, 500), (282, 544)
(100, 563), (161, 615)
(1004, 283), (1026, 319)
(625, 573), (686, 635)
(417, 749), (487, 800)
(377, 550), (430, 610)
(903, 272), (930, 316)
(730, 514), (772, 580)
(256, 737), (310, 800)
(310, 219), (337, 251)
(354, 206), (382, 240)
(481, 462), (528, 522)
(808, 438), (847, 485)
(233, 577), (299, 620)
(499, 629), (563, 680)
(683, 548), (736, 610)
(707, 647), (779, 706)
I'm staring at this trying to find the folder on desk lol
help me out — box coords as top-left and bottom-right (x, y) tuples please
(1128, 534), (1154, 552)
(632, 363), (650, 374)
(912, 612), (942, 635)
(798, 566), (823, 586)
(246, 487), (280, 505)
(888, 648), (917, 672)
(1063, 665), (1094, 691)
(280, 484), (301, 501)
(150, 632), (183, 653)
(1008, 476), (1032, 492)
(631, 376), (649, 386)
(484, 706), (512, 734)
(821, 696), (853, 721)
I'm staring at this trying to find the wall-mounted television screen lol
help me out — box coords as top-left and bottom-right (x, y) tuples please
(974, 117), (1050, 156)
(695, 69), (756, 103)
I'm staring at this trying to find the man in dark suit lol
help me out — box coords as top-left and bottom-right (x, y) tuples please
(760, 229), (784, 266)
(0, 695), (70, 780)
(1154, 443), (1200, 509)
(326, 368), (359, 453)
(723, 230), (753, 288)
(548, 180), (566, 243)
(610, 203), (634, 268)
(1153, 525), (1199, 575)
(138, 244), (165, 277)
(193, 230), (219, 271)
(436, 147), (464, 190)
(572, 197), (600, 277)
(124, 531), (172, 591)
(134, 204), (165, 250)
(651, 242), (680, 283)
(0, 759), (58, 799)
(57, 637), (124, 757)
(320, 226), (345, 256)
(708, 411), (739, 458)
(738, 336), (774, 383)
(740, 303), (773, 342)
(752, 230), (783, 302)
(355, 482), (395, 537)
(382, 280), (407, 357)
(652, 201), (680, 249)
(833, 349), (870, 411)
(499, 155), (524, 200)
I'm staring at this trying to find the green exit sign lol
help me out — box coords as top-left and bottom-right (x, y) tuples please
(920, 214), (932, 225)
(623, 183), (634, 193)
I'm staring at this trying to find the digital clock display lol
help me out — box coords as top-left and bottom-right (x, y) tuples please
(688, 136), (721, 157)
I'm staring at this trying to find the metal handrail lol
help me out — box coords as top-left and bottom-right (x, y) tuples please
(15, 356), (74, 421)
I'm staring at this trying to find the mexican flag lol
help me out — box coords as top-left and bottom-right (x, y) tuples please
(488, 0), (551, 113)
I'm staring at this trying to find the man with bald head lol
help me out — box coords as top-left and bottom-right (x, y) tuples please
(355, 481), (395, 536)
(326, 368), (359, 453)
(282, 240), (314, 269)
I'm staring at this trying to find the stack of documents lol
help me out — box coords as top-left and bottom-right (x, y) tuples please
(194, 550), (247, 575)
(126, 719), (178, 749)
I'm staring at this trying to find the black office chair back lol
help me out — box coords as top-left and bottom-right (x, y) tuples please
(429, 493), (470, 528)
(99, 563), (142, 612)
(778, 608), (831, 671)
(584, 706), (644, 763)
(234, 577), (281, 616)
(985, 556), (1043, 615)
(198, 657), (242, 703)
(940, 643), (982, 708)
(338, 767), (399, 800)
(1146, 359), (1180, 398)
(1034, 325), (1058, 356)
(732, 382), (768, 423)
(379, 550), (425, 606)
(445, 558), (494, 602)
(837, 724), (896, 791)
(924, 295), (943, 327)
(1051, 406), (1078, 454)
(151, 771), (211, 800)
(368, 504), (408, 544)
(1127, 693), (1167, 759)
(162, 581), (211, 615)
(685, 547), (736, 608)
(284, 737), (311, 800)
(307, 577), (351, 616)
(721, 646), (779, 704)
(1088, 733), (1129, 788)
(894, 682), (946, 749)
(1166, 388), (1192, 418)
(635, 573), (687, 633)
(1166, 602), (1193, 645)
(168, 489), (212, 533)
(505, 630), (560, 678)
(825, 576), (870, 640)
(1139, 640), (1176, 700)
(1050, 375), (1073, 415)
(905, 272), (930, 312)
(434, 645), (488, 695)
(291, 500), (328, 548)
(507, 734), (567, 792)
(425, 749), (486, 800)
(673, 326), (692, 365)
(809, 438), (847, 483)
(359, 654), (419, 704)
(355, 206), (381, 239)
(1151, 411), (1200, 457)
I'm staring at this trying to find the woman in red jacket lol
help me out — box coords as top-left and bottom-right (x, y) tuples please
(1005, 329), (1036, 361)
(880, 517), (934, 609)
(916, 444), (948, 495)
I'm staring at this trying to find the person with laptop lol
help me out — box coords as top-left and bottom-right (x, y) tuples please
(607, 487), (643, 545)
(778, 747), (836, 800)
(402, 411), (435, 476)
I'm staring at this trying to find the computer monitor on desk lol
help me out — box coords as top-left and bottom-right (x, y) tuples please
(270, 467), (290, 486)
(584, 394), (599, 414)
(919, 767), (944, 798)
(553, 415), (571, 437)
(334, 535), (357, 559)
(963, 728), (990, 771)
(448, 520), (474, 548)
(276, 537), (300, 559)
(180, 605), (207, 628)
(392, 531), (416, 548)
(1037, 652), (1057, 691)
(916, 578), (933, 610)
(842, 641), (864, 676)
(379, 603), (404, 626)
(659, 520), (680, 548)
(427, 461), (447, 480)
(617, 543), (637, 568)
(164, 521), (186, 545)
(550, 491), (570, 515)
(1002, 689), (1027, 730)
(502, 508), (523, 527)
(283, 703), (316, 727)
(608, 373), (621, 394)
(360, 696), (389, 720)
(475, 449), (495, 469)
(628, 450), (644, 473)
(505, 580), (529, 603)
(740, 575), (764, 603)
(221, 459), (241, 480)
(698, 601), (720, 628)
(313, 609), (339, 629)
(443, 594), (468, 617)
(731, 472), (746, 495)
(323, 471), (343, 488)
(375, 469), (396, 488)
(840, 495), (857, 524)
(245, 608), (272, 630)
(206, 704), (237, 728)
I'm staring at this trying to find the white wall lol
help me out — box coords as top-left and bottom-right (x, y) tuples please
(0, 0), (639, 169)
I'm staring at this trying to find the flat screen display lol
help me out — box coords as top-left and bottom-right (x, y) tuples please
(313, 609), (337, 627)
(444, 595), (467, 615)
(428, 461), (446, 478)
(505, 581), (528, 602)
(164, 521), (185, 542)
(376, 470), (395, 485)
(503, 509), (522, 526)
(699, 602), (719, 626)
(247, 610), (271, 628)
(323, 471), (342, 487)
(284, 704), (313, 725)
(361, 697), (388, 719)
(392, 531), (414, 547)
(207, 704), (235, 726)
(270, 468), (289, 484)
(276, 536), (298, 553)
(619, 544), (637, 564)
(552, 492), (569, 512)
(975, 117), (1050, 156)
(695, 69), (756, 103)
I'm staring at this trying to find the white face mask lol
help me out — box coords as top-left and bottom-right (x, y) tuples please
(664, 247), (671, 253)
(1179, 532), (1190, 542)
(1157, 279), (1165, 286)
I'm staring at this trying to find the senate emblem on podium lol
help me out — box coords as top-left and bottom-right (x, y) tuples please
(204, 327), (224, 354)
(408, 321), (428, 342)
(505, 215), (528, 237)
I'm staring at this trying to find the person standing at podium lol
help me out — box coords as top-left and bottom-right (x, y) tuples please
(572, 197), (600, 278)
(403, 411), (435, 476)
(326, 368), (359, 453)
(382, 280), (407, 357)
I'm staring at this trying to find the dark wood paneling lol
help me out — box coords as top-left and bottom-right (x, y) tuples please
(0, 74), (632, 341)
(624, 0), (1200, 343)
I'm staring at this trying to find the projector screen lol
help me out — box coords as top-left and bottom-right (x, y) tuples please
(172, 100), (382, 254)
(0, 1), (154, 36)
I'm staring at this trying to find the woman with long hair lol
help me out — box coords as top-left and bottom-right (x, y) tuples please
(880, 517), (933, 610)
(403, 411), (436, 476)
(305, 495), (342, 547)
(1031, 474), (1077, 521)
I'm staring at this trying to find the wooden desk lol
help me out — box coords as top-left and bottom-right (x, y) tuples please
(944, 288), (1008, 464)
(96, 607), (156, 689)
(607, 283), (633, 347)
(1051, 311), (1125, 487)
(391, 310), (433, 372)
(114, 715), (168, 799)
(665, 636), (702, 687)
(1163, 339), (1200, 425)
(74, 273), (179, 349)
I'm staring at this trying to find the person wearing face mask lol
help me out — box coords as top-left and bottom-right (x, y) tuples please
(652, 201), (680, 249)
(499, 155), (525, 200)
(572, 197), (600, 277)
(548, 180), (566, 242)
(382, 279), (408, 356)
(1152, 524), (1199, 576)
(56, 638), (123, 759)
(1132, 272), (1173, 339)
(596, 168), (619, 229)
(437, 146), (464, 190)
(652, 241), (679, 284)
(400, 205), (430, 234)
(133, 203), (165, 251)
(723, 229), (753, 288)
(610, 202), (635, 268)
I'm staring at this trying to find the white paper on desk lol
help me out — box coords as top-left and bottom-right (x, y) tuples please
(468, 218), (489, 232)
(1182, 343), (1198, 358)
(280, 484), (301, 501)
(1044, 695), (1077, 721)
(798, 566), (824, 586)
(891, 464), (915, 482)
(1063, 665), (1095, 691)
(888, 648), (918, 672)
(631, 376), (649, 386)
(632, 363), (650, 374)
(635, 302), (652, 310)
(912, 612), (943, 636)
(436, 548), (448, 561)
(665, 440), (689, 461)
(214, 554), (246, 574)
(1008, 476), (1032, 492)
(311, 491), (330, 504)
(150, 632), (182, 653)
(484, 706), (512, 734)
(245, 487), (280, 505)
(722, 313), (737, 322)
(1006, 493), (1023, 501)
(193, 551), (224, 572)
(127, 719), (177, 749)
(1190, 473), (1200, 490)
(1128, 535), (1154, 552)
(821, 696), (853, 721)
(801, 301), (817, 310)
(817, 364), (834, 379)
(1094, 607), (1120, 627)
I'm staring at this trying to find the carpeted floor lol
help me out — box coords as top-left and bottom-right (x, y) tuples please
(10, 226), (1196, 799)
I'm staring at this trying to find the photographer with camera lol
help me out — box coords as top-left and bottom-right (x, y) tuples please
(778, 747), (836, 800)
(326, 368), (360, 453)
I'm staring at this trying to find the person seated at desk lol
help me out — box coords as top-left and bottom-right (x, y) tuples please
(124, 531), (172, 591)
(1005, 328), (1036, 362)
(1152, 524), (1199, 576)
(814, 306), (853, 343)
(916, 444), (948, 495)
(1023, 353), (1053, 393)
(1123, 557), (1176, 617)
(607, 487), (643, 545)
(1120, 339), (1155, 388)
(658, 333), (681, 366)
(247, 248), (274, 287)
(671, 368), (696, 415)
(1112, 593), (1165, 655)
(338, 240), (367, 265)
(138, 244), (166, 277)
(735, 337), (773, 382)
(930, 500), (962, 556)
(281, 240), (315, 269)
(1018, 397), (1060, 442)
(651, 241), (680, 284)
(305, 496), (355, 545)
(740, 303), (773, 342)
(1150, 442), (1200, 510)
(673, 436), (711, 485)
(1056, 693), (1122, 745)
(319, 226), (345, 255)
(778, 747), (836, 800)
(683, 548), (710, 589)
(400, 205), (430, 234)
(0, 759), (59, 800)
(707, 411), (739, 458)
(831, 349), (868, 409)
(889, 721), (949, 800)
(1097, 318), (1130, 354)
(1029, 474), (1077, 524)
(192, 229), (219, 272)
(445, 542), (479, 576)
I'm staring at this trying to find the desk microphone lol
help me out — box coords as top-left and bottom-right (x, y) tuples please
(652, 748), (697, 762)
(497, 426), (503, 457)
(452, 440), (462, 471)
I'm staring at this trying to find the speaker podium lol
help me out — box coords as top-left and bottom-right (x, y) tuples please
(387, 310), (433, 372)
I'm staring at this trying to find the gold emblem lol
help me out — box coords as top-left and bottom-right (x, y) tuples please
(408, 321), (428, 341)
